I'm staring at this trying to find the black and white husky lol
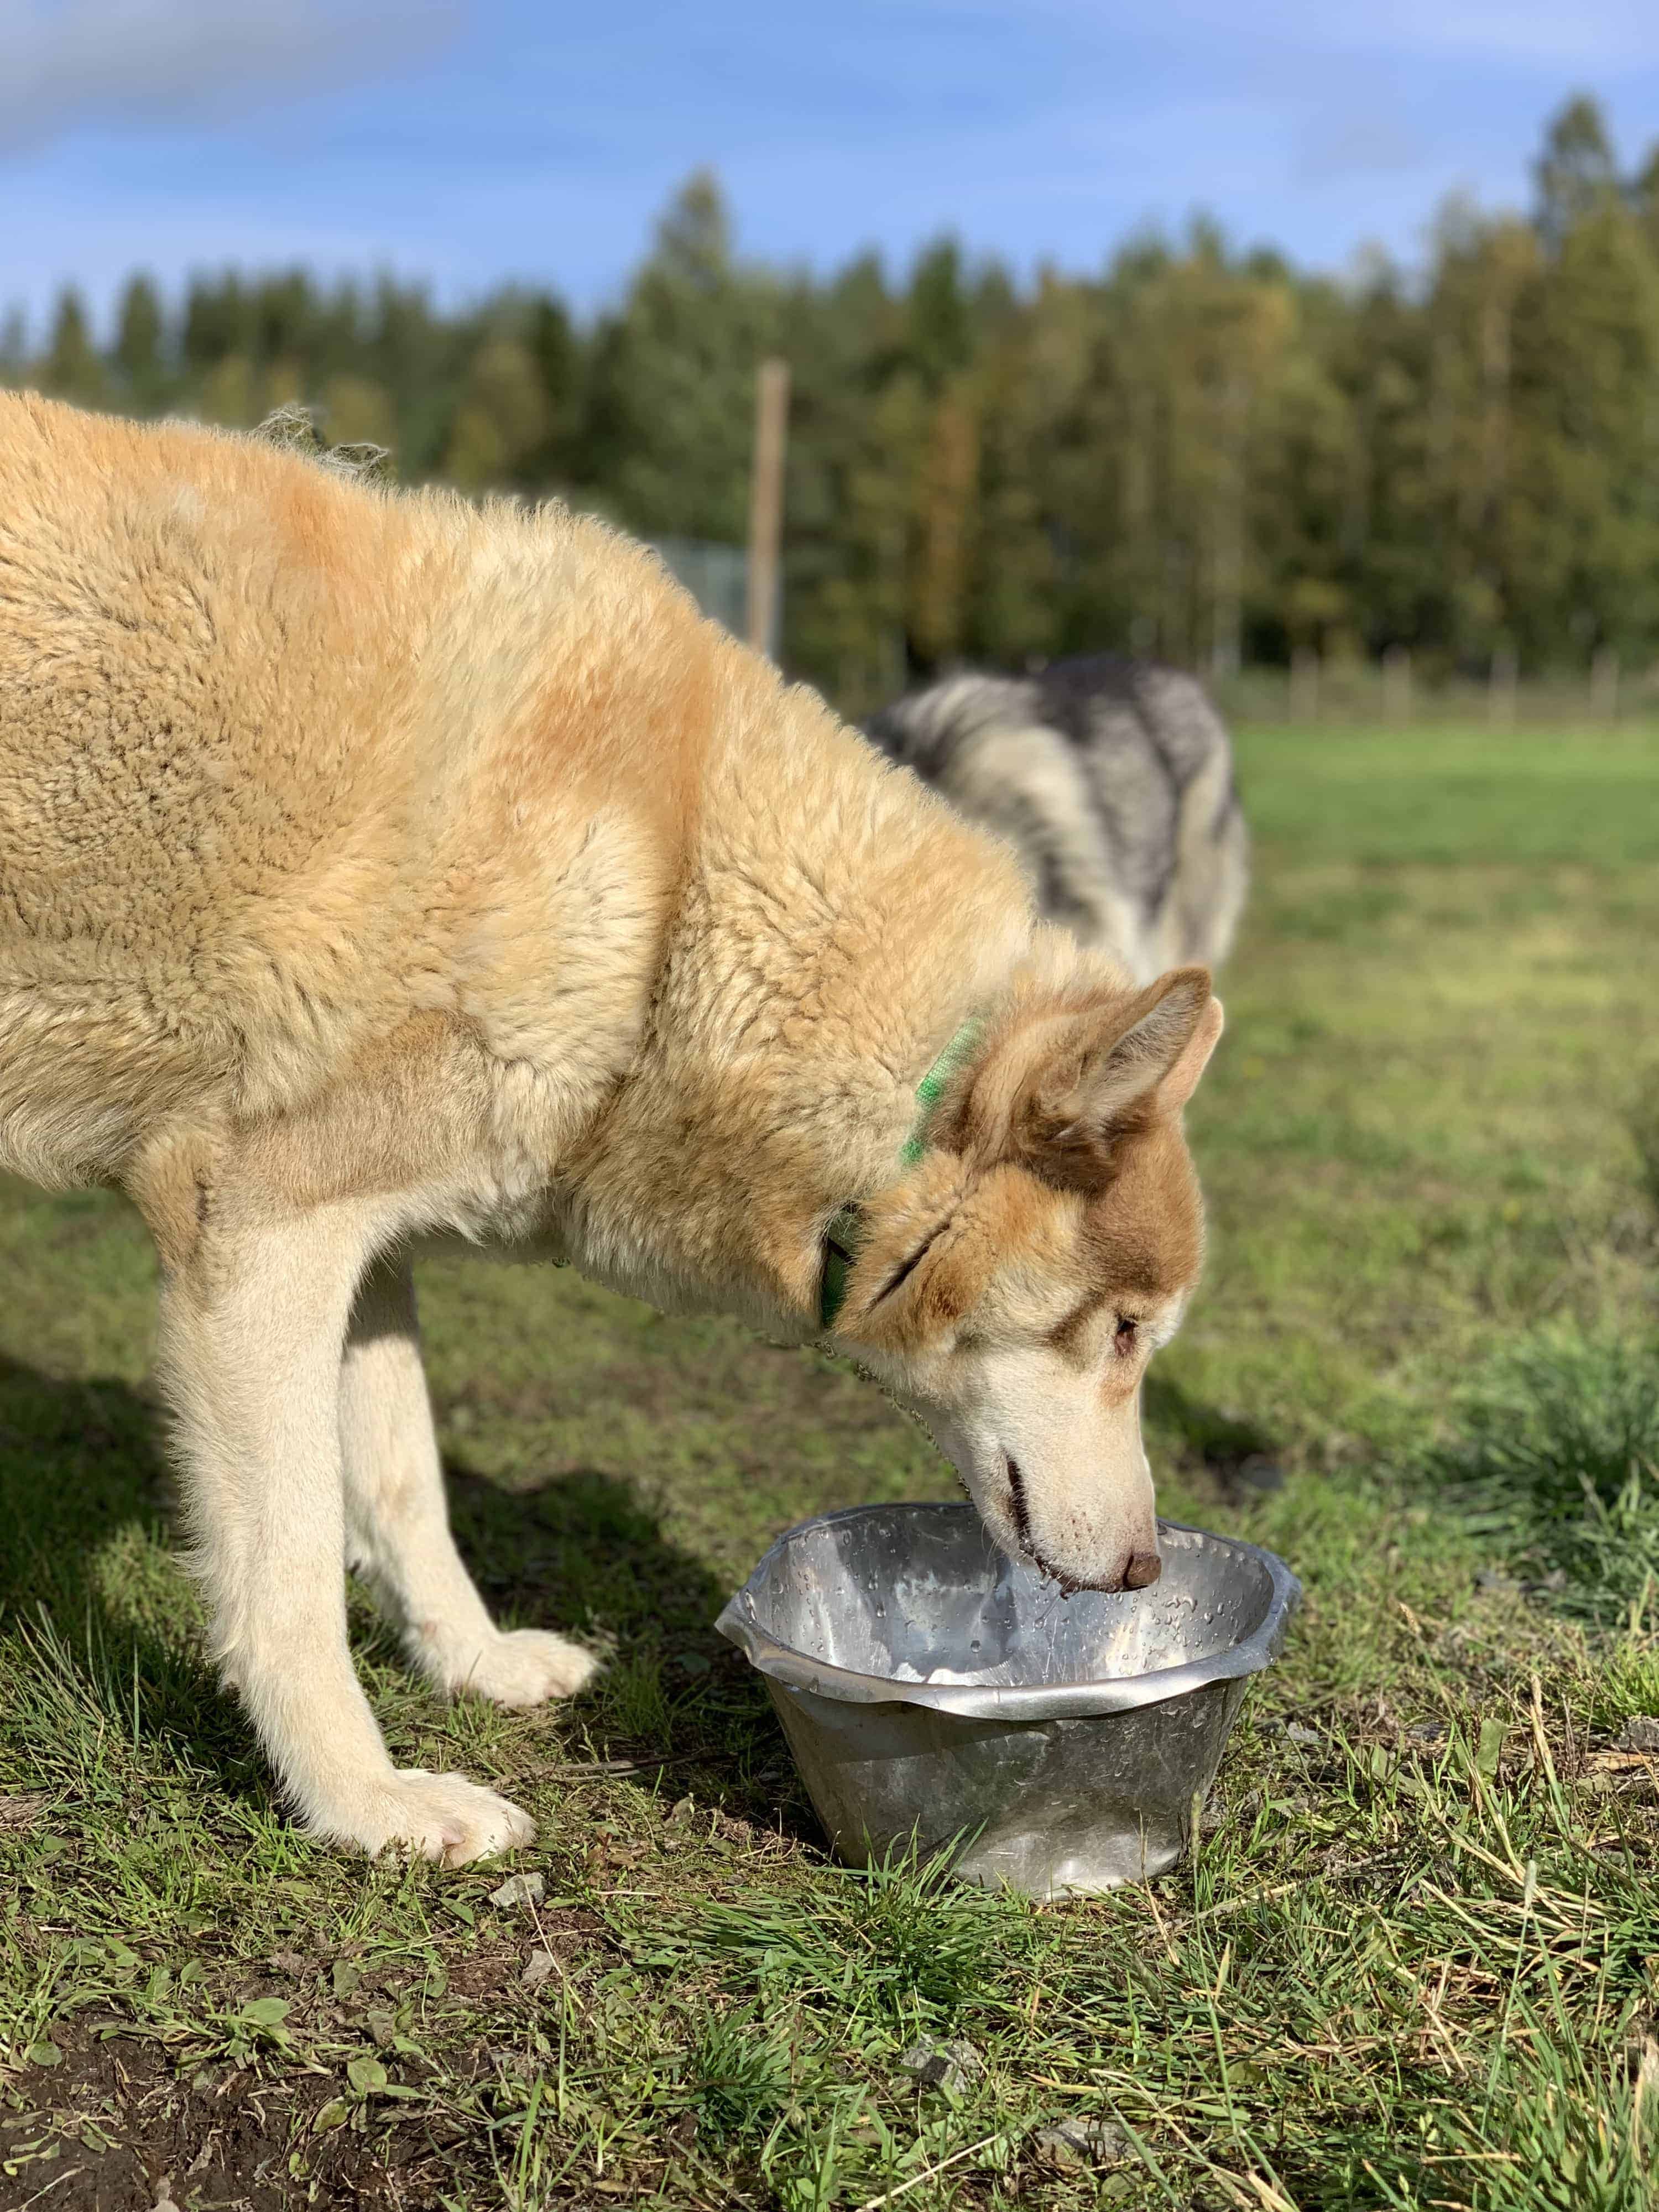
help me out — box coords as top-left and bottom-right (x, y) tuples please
(864, 655), (1248, 984)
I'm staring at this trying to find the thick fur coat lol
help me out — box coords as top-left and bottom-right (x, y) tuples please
(1, 395), (1223, 1860)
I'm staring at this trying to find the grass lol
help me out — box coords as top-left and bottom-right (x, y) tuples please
(1428, 1330), (1659, 1620)
(4, 718), (1659, 2206)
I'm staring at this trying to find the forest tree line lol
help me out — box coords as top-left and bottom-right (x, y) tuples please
(6, 96), (1659, 715)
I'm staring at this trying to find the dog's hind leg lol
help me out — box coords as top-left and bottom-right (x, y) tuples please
(157, 1203), (536, 1864)
(339, 1256), (596, 1707)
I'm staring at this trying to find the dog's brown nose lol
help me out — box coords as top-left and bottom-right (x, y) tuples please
(1123, 1550), (1162, 1590)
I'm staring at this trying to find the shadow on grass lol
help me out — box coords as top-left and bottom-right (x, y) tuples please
(446, 1460), (733, 1655)
(1143, 1371), (1280, 1495)
(0, 1351), (791, 1822)
(0, 1352), (264, 1796)
(444, 1458), (801, 1828)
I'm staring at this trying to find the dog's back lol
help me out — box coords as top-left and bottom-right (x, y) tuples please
(1, 397), (418, 1182)
(863, 655), (1248, 983)
(0, 391), (707, 1193)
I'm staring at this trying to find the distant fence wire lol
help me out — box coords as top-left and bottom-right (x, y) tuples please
(649, 536), (779, 658)
(1211, 653), (1659, 730)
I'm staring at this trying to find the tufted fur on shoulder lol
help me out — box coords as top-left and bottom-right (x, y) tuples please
(0, 394), (1224, 1864)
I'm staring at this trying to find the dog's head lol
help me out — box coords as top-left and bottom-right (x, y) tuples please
(832, 955), (1222, 1593)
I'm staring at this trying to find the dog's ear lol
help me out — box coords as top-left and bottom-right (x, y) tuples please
(957, 968), (1215, 1190)
(1159, 988), (1223, 1109)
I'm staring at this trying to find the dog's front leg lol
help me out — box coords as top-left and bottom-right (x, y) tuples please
(156, 1205), (536, 1864)
(340, 1255), (596, 1706)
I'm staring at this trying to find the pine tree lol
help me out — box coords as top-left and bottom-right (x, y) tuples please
(522, 295), (577, 484)
(1509, 182), (1659, 665)
(18, 120), (1659, 700)
(598, 171), (781, 545)
(905, 238), (972, 390)
(909, 375), (980, 666)
(1634, 145), (1659, 256)
(0, 308), (26, 387)
(114, 275), (165, 406)
(43, 288), (103, 405)
(1535, 95), (1621, 251)
(440, 331), (549, 490)
(182, 274), (250, 371)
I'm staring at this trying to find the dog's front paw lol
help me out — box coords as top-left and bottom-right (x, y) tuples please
(430, 1627), (599, 1709)
(315, 1769), (537, 1866)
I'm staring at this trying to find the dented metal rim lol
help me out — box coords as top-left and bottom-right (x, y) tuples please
(716, 1504), (1302, 1723)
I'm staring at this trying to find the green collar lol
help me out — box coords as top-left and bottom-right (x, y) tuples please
(819, 1018), (983, 1331)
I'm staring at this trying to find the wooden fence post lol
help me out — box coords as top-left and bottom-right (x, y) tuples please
(745, 357), (790, 659)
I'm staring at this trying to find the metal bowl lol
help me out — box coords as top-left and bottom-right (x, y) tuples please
(716, 1502), (1301, 1898)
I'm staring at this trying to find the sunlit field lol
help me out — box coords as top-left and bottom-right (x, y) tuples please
(4, 721), (1659, 2209)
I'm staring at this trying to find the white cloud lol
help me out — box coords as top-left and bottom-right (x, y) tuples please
(0, 0), (460, 156)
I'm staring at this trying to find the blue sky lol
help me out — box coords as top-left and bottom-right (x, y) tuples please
(4, 0), (1657, 335)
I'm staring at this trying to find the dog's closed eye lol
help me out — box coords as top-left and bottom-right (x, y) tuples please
(1113, 1315), (1139, 1357)
(872, 1224), (946, 1306)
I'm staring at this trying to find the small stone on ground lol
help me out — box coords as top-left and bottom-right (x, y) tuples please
(488, 1871), (545, 1910)
(522, 1948), (559, 1991)
(1032, 2117), (1128, 2166)
(1616, 1716), (1659, 1752)
(900, 2036), (983, 2092)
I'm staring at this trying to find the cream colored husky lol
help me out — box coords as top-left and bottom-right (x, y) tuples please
(0, 395), (1223, 1863)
